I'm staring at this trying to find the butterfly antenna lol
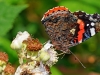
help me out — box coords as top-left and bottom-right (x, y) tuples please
(69, 50), (86, 68)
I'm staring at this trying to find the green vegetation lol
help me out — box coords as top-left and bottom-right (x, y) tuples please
(0, 0), (100, 75)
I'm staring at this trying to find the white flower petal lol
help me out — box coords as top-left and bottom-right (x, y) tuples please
(43, 41), (53, 50)
(11, 31), (30, 50)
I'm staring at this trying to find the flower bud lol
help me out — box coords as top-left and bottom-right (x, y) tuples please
(39, 50), (50, 62)
(41, 41), (59, 66)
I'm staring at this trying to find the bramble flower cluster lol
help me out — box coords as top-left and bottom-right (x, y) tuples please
(0, 52), (15, 75)
(10, 31), (59, 75)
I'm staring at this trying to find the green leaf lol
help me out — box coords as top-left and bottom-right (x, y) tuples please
(0, 1), (27, 36)
(59, 1), (97, 13)
(51, 66), (62, 75)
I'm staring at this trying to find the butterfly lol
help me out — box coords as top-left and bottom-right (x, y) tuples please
(41, 6), (100, 53)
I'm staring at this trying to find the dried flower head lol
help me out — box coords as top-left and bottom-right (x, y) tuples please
(20, 70), (32, 75)
(23, 38), (42, 51)
(4, 64), (15, 74)
(0, 52), (8, 63)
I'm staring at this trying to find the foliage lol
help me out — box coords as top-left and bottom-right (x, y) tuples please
(0, 0), (100, 75)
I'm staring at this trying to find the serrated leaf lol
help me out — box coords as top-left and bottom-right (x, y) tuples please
(0, 2), (27, 36)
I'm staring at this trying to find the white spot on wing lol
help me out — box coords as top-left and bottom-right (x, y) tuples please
(90, 28), (95, 36)
(89, 16), (97, 22)
(91, 22), (95, 26)
(41, 17), (44, 21)
(79, 40), (82, 43)
(70, 29), (75, 35)
(75, 11), (79, 12)
(89, 16), (93, 21)
(43, 40), (53, 50)
(82, 11), (85, 12)
(86, 13), (89, 15)
(87, 24), (89, 26)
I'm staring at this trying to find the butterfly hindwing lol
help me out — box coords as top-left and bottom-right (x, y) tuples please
(72, 11), (100, 43)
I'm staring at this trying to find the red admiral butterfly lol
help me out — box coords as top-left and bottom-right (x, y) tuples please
(41, 6), (100, 53)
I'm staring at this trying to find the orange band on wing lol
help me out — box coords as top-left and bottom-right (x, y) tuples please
(44, 6), (68, 18)
(77, 19), (85, 42)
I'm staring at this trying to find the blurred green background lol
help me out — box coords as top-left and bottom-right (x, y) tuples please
(0, 0), (100, 75)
